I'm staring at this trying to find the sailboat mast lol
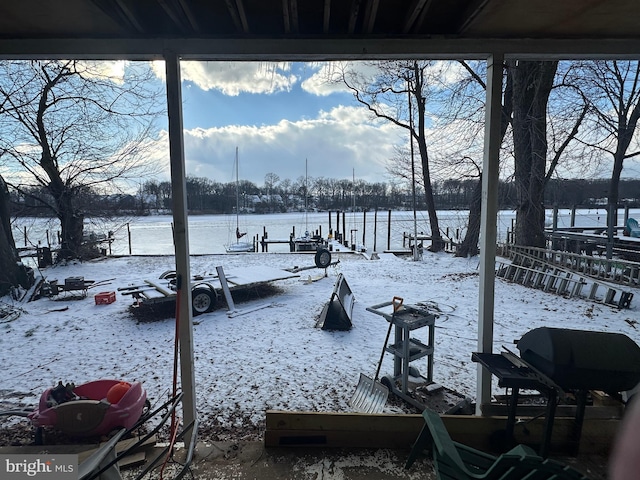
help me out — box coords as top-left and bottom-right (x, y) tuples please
(304, 158), (308, 234)
(235, 147), (240, 238)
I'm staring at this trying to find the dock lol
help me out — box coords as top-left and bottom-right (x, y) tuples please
(545, 227), (640, 260)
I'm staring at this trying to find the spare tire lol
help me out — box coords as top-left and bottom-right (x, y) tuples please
(314, 248), (332, 269)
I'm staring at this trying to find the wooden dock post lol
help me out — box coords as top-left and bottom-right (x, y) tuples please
(387, 210), (392, 250)
(342, 211), (347, 247)
(262, 227), (268, 252)
(624, 204), (630, 225)
(127, 222), (132, 255)
(570, 205), (576, 227)
(373, 209), (378, 252)
(362, 210), (366, 247)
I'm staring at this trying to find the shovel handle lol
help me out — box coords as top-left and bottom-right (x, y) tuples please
(372, 297), (404, 383)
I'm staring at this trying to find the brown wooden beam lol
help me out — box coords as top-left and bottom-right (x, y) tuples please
(265, 410), (619, 455)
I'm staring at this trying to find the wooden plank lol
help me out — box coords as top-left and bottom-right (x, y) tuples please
(77, 434), (157, 462)
(266, 410), (422, 432)
(116, 451), (146, 469)
(264, 410), (619, 454)
(144, 280), (174, 297)
(480, 402), (623, 419)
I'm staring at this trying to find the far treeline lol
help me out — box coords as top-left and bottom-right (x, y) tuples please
(11, 177), (640, 217)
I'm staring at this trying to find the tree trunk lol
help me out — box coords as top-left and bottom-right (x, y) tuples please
(0, 175), (26, 295)
(606, 151), (625, 258)
(510, 60), (558, 248)
(456, 176), (482, 257)
(413, 62), (444, 252)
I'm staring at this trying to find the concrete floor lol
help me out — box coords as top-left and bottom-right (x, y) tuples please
(125, 442), (434, 479)
(123, 441), (608, 480)
(0, 439), (610, 479)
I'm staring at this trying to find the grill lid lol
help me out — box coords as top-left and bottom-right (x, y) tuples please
(516, 327), (640, 392)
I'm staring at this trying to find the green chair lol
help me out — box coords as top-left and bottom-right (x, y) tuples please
(405, 409), (590, 480)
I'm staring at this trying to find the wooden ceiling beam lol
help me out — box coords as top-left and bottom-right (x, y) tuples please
(411, 0), (434, 34)
(457, 0), (491, 34)
(348, 0), (363, 34)
(402, 0), (429, 34)
(177, 0), (201, 33)
(290, 0), (299, 33)
(223, 0), (247, 33)
(156, 0), (197, 33)
(234, 0), (250, 33)
(90, 0), (146, 33)
(323, 0), (331, 34)
(362, 0), (380, 34)
(282, 0), (291, 33)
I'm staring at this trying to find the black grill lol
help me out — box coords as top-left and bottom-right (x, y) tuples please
(516, 327), (640, 393)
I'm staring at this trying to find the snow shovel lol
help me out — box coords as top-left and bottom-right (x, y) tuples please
(350, 296), (403, 413)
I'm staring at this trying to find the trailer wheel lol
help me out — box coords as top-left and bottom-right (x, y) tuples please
(315, 248), (332, 269)
(159, 270), (177, 280)
(191, 287), (216, 315)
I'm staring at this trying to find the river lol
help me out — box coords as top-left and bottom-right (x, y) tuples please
(11, 207), (639, 256)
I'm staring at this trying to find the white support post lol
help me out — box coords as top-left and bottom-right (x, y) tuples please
(164, 51), (197, 446)
(476, 52), (504, 415)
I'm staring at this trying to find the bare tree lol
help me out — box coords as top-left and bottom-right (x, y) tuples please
(0, 60), (162, 260)
(334, 61), (445, 251)
(580, 61), (640, 257)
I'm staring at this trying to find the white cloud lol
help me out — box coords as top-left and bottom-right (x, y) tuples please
(152, 61), (297, 95)
(74, 60), (127, 84)
(146, 104), (404, 186)
(301, 62), (349, 96)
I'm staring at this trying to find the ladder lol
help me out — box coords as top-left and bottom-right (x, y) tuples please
(496, 256), (634, 309)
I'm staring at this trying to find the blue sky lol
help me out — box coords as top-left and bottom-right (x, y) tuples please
(143, 60), (640, 190)
(150, 61), (407, 187)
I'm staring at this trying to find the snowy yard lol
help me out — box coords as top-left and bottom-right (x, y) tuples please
(1, 251), (638, 442)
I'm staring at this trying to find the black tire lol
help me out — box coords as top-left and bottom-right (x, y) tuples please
(191, 287), (216, 315)
(315, 248), (332, 269)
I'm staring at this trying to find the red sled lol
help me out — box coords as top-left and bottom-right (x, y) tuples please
(28, 379), (147, 437)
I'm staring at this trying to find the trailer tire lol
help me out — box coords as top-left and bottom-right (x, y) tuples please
(314, 248), (332, 269)
(191, 287), (216, 315)
(159, 270), (177, 280)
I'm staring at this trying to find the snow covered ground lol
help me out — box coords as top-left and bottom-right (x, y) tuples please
(1, 250), (638, 441)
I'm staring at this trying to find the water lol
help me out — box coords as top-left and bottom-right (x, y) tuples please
(11, 207), (640, 256)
